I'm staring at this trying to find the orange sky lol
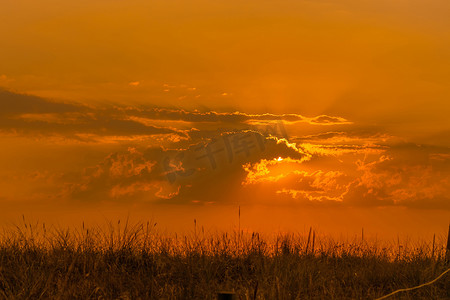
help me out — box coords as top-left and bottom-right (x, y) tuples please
(0, 0), (449, 239)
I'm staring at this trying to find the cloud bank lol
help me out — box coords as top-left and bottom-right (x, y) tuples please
(0, 89), (449, 210)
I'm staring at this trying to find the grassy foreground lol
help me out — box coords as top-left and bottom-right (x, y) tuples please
(0, 220), (448, 299)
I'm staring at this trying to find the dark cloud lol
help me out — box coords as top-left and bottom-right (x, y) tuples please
(295, 132), (347, 141)
(127, 107), (351, 125)
(309, 115), (352, 125)
(0, 115), (181, 139)
(3, 90), (448, 210)
(0, 89), (350, 141)
(0, 89), (82, 116)
(0, 90), (184, 138)
(64, 131), (308, 203)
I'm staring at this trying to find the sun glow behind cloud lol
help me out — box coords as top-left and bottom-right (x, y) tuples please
(0, 90), (449, 213)
(0, 94), (448, 238)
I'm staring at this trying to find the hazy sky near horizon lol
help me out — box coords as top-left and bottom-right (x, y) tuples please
(0, 0), (449, 236)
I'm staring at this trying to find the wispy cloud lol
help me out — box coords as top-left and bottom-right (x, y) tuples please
(242, 143), (450, 209)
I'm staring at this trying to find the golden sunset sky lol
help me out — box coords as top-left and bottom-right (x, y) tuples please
(0, 0), (449, 238)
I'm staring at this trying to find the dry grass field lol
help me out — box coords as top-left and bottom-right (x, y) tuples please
(0, 219), (448, 299)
